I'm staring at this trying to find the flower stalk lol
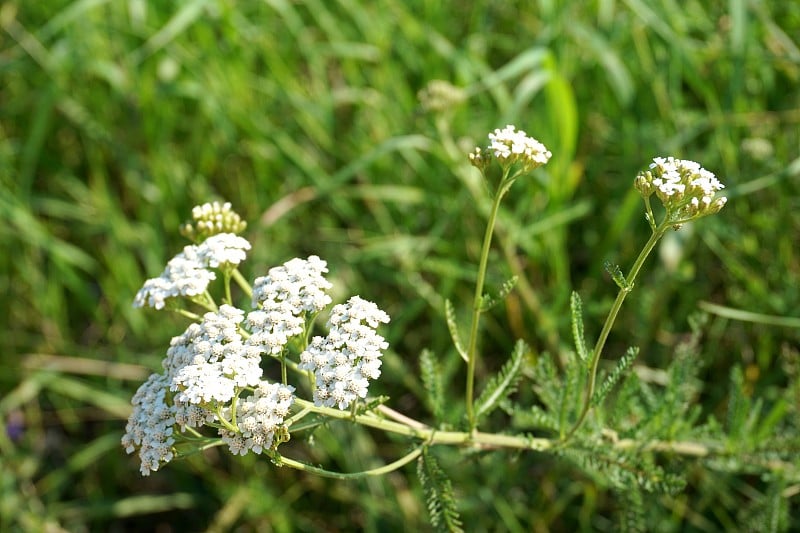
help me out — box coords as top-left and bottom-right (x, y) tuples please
(464, 125), (552, 431)
(564, 156), (726, 440)
(564, 221), (667, 440)
(465, 166), (513, 431)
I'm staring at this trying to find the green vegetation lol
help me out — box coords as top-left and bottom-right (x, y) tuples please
(2, 0), (799, 530)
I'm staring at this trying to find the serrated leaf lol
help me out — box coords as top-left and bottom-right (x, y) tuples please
(479, 276), (518, 312)
(445, 299), (468, 363)
(604, 260), (629, 290)
(592, 346), (639, 408)
(475, 339), (528, 421)
(419, 349), (444, 421)
(531, 353), (560, 413)
(512, 404), (560, 432)
(570, 291), (589, 364)
(417, 448), (464, 533)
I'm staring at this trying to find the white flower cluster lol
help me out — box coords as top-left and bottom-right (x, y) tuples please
(133, 246), (216, 310)
(299, 296), (390, 410)
(635, 157), (727, 221)
(126, 224), (391, 476)
(121, 373), (176, 476)
(122, 305), (294, 475)
(248, 256), (333, 355)
(220, 381), (295, 455)
(133, 233), (251, 309)
(252, 255), (332, 312)
(168, 305), (263, 405)
(470, 124), (552, 171)
(197, 233), (251, 268)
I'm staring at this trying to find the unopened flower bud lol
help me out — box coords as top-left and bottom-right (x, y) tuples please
(181, 201), (247, 242)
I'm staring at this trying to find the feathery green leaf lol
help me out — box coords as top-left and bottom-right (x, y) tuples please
(592, 346), (638, 408)
(420, 349), (445, 422)
(478, 275), (518, 312)
(570, 291), (589, 364)
(417, 448), (464, 533)
(445, 299), (468, 363)
(475, 339), (528, 421)
(618, 486), (645, 533)
(604, 260), (629, 290)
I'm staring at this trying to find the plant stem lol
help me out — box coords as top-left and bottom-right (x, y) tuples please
(465, 169), (513, 431)
(223, 270), (233, 305)
(275, 447), (423, 479)
(291, 399), (752, 468)
(563, 222), (667, 440)
(231, 268), (252, 299)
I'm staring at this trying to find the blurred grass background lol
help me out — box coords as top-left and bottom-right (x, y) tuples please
(1, 0), (799, 530)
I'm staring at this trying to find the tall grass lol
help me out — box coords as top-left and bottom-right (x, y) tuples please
(1, 0), (799, 529)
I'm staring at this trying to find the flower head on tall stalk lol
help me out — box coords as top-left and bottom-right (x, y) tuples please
(463, 125), (551, 431)
(635, 157), (727, 230)
(564, 157), (726, 440)
(469, 124), (552, 176)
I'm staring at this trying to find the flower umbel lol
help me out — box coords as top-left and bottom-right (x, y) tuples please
(125, 204), (393, 475)
(635, 157), (726, 227)
(133, 234), (252, 310)
(252, 255), (333, 314)
(121, 373), (176, 476)
(299, 296), (391, 410)
(219, 381), (295, 456)
(470, 124), (552, 173)
(196, 233), (251, 269)
(133, 245), (216, 309)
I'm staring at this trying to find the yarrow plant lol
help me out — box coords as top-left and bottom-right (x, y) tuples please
(124, 201), (392, 475)
(124, 131), (799, 530)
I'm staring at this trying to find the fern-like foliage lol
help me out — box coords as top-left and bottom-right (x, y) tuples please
(737, 476), (789, 533)
(603, 321), (705, 440)
(559, 445), (686, 495)
(417, 448), (464, 533)
(478, 275), (518, 312)
(420, 349), (445, 422)
(617, 486), (645, 533)
(511, 404), (560, 434)
(445, 299), (468, 363)
(570, 291), (589, 364)
(604, 260), (629, 290)
(592, 346), (638, 408)
(528, 350), (586, 435)
(474, 339), (528, 422)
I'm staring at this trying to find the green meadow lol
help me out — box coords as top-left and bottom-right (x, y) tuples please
(1, 1), (799, 530)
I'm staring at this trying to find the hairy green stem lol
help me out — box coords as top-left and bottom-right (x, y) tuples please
(465, 169), (514, 431)
(564, 222), (667, 440)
